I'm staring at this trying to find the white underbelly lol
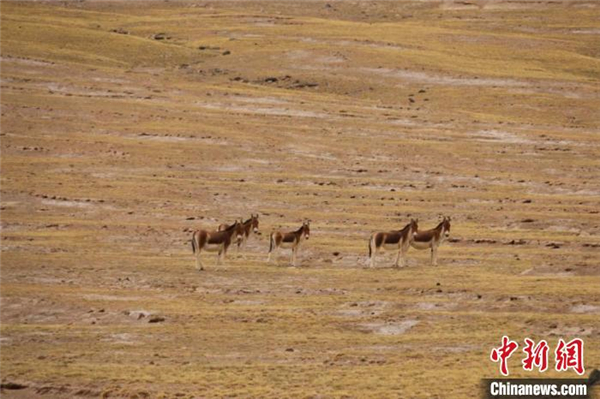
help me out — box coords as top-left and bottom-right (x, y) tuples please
(382, 243), (400, 251)
(411, 241), (431, 250)
(279, 241), (296, 249)
(203, 243), (224, 252)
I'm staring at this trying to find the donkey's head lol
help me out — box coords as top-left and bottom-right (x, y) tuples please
(443, 216), (451, 238)
(410, 218), (419, 238)
(302, 220), (311, 240)
(228, 219), (245, 244)
(251, 214), (260, 234)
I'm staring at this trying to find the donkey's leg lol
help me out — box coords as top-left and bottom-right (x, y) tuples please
(195, 251), (204, 271)
(267, 246), (275, 263)
(370, 249), (377, 268)
(432, 247), (438, 266)
(222, 244), (229, 265)
(217, 247), (224, 266)
(192, 233), (204, 271)
(236, 239), (242, 256)
(394, 249), (401, 268)
(399, 245), (408, 268)
(291, 247), (297, 267)
(267, 234), (274, 262)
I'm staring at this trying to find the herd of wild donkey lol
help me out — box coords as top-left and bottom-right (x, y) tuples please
(191, 214), (452, 270)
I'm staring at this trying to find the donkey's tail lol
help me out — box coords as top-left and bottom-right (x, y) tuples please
(368, 234), (376, 258)
(191, 231), (197, 254)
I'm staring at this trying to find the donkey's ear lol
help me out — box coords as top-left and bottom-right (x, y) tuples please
(447, 216), (451, 221)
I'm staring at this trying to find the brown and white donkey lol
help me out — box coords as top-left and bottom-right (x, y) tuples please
(191, 220), (244, 270)
(410, 216), (451, 266)
(218, 214), (260, 251)
(267, 221), (310, 266)
(368, 219), (419, 268)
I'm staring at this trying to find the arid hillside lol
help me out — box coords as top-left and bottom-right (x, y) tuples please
(1, 1), (599, 398)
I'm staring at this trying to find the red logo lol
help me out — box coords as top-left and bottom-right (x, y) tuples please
(490, 336), (519, 376)
(555, 338), (585, 375)
(522, 338), (549, 372)
(491, 337), (585, 376)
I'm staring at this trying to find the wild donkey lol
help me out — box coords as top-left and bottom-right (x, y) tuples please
(218, 214), (260, 251)
(368, 219), (419, 268)
(267, 221), (310, 266)
(191, 220), (244, 270)
(410, 216), (451, 266)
